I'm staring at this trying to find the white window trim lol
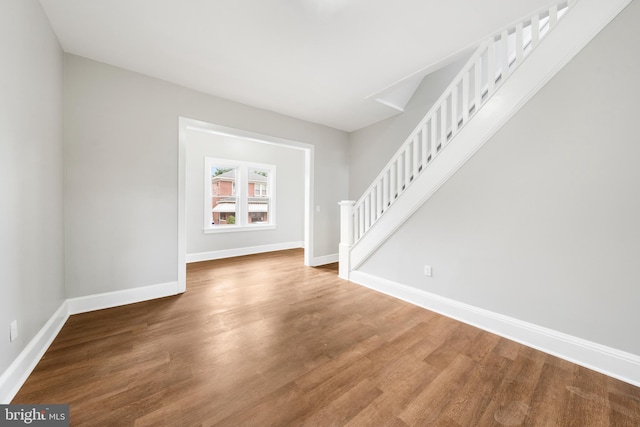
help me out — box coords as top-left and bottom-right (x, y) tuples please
(204, 157), (276, 233)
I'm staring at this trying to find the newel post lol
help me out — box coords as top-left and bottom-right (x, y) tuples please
(338, 200), (356, 280)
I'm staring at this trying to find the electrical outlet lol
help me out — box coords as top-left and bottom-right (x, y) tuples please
(10, 320), (18, 342)
(424, 266), (432, 277)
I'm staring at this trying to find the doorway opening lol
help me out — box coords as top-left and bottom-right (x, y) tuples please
(178, 117), (314, 292)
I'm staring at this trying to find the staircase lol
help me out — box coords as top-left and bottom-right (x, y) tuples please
(339, 0), (633, 280)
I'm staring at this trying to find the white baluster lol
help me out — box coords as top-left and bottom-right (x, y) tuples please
(412, 136), (419, 178)
(488, 39), (496, 94)
(549, 5), (558, 28)
(373, 187), (379, 221)
(370, 189), (377, 223)
(397, 155), (403, 192)
(382, 171), (389, 209)
(358, 203), (365, 237)
(352, 205), (358, 241)
(396, 156), (402, 193)
(397, 156), (403, 194)
(474, 54), (482, 111)
(421, 123), (428, 168)
(531, 14), (540, 49)
(364, 194), (370, 231)
(501, 30), (509, 79)
(452, 83), (459, 135)
(430, 116), (438, 156)
(369, 187), (375, 223)
(440, 101), (447, 146)
(515, 22), (524, 64)
(390, 162), (397, 200)
(404, 146), (411, 189)
(462, 72), (469, 123)
(376, 180), (382, 218)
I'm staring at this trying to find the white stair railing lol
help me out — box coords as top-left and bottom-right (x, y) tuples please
(339, 0), (575, 278)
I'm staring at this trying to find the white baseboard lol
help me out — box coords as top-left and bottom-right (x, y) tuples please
(309, 253), (338, 267)
(350, 271), (640, 387)
(67, 281), (180, 315)
(186, 241), (304, 263)
(1, 281), (181, 403)
(0, 302), (70, 404)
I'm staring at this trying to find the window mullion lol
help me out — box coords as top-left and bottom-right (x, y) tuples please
(269, 168), (275, 225)
(205, 158), (213, 230)
(238, 166), (247, 226)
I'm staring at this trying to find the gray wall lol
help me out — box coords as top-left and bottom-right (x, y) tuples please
(0, 1), (65, 374)
(360, 0), (640, 356)
(348, 57), (468, 199)
(64, 54), (349, 298)
(186, 130), (305, 255)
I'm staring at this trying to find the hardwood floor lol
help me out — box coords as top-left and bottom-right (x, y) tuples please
(13, 249), (640, 426)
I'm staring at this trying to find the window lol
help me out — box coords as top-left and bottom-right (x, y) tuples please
(254, 182), (267, 197)
(205, 158), (275, 232)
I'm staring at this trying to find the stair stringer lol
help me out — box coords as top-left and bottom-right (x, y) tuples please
(349, 0), (633, 272)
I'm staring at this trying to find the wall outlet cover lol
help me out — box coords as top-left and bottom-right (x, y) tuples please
(10, 320), (18, 342)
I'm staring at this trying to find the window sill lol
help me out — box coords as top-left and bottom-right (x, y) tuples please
(204, 224), (276, 234)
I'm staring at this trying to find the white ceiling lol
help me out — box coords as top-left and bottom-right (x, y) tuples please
(39, 0), (555, 132)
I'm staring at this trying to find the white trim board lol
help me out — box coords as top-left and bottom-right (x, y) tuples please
(349, 270), (640, 388)
(0, 302), (69, 404)
(0, 281), (182, 403)
(309, 253), (338, 267)
(187, 244), (336, 266)
(66, 282), (180, 315)
(186, 242), (304, 263)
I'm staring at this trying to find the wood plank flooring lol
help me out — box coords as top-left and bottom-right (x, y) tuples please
(13, 249), (640, 426)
